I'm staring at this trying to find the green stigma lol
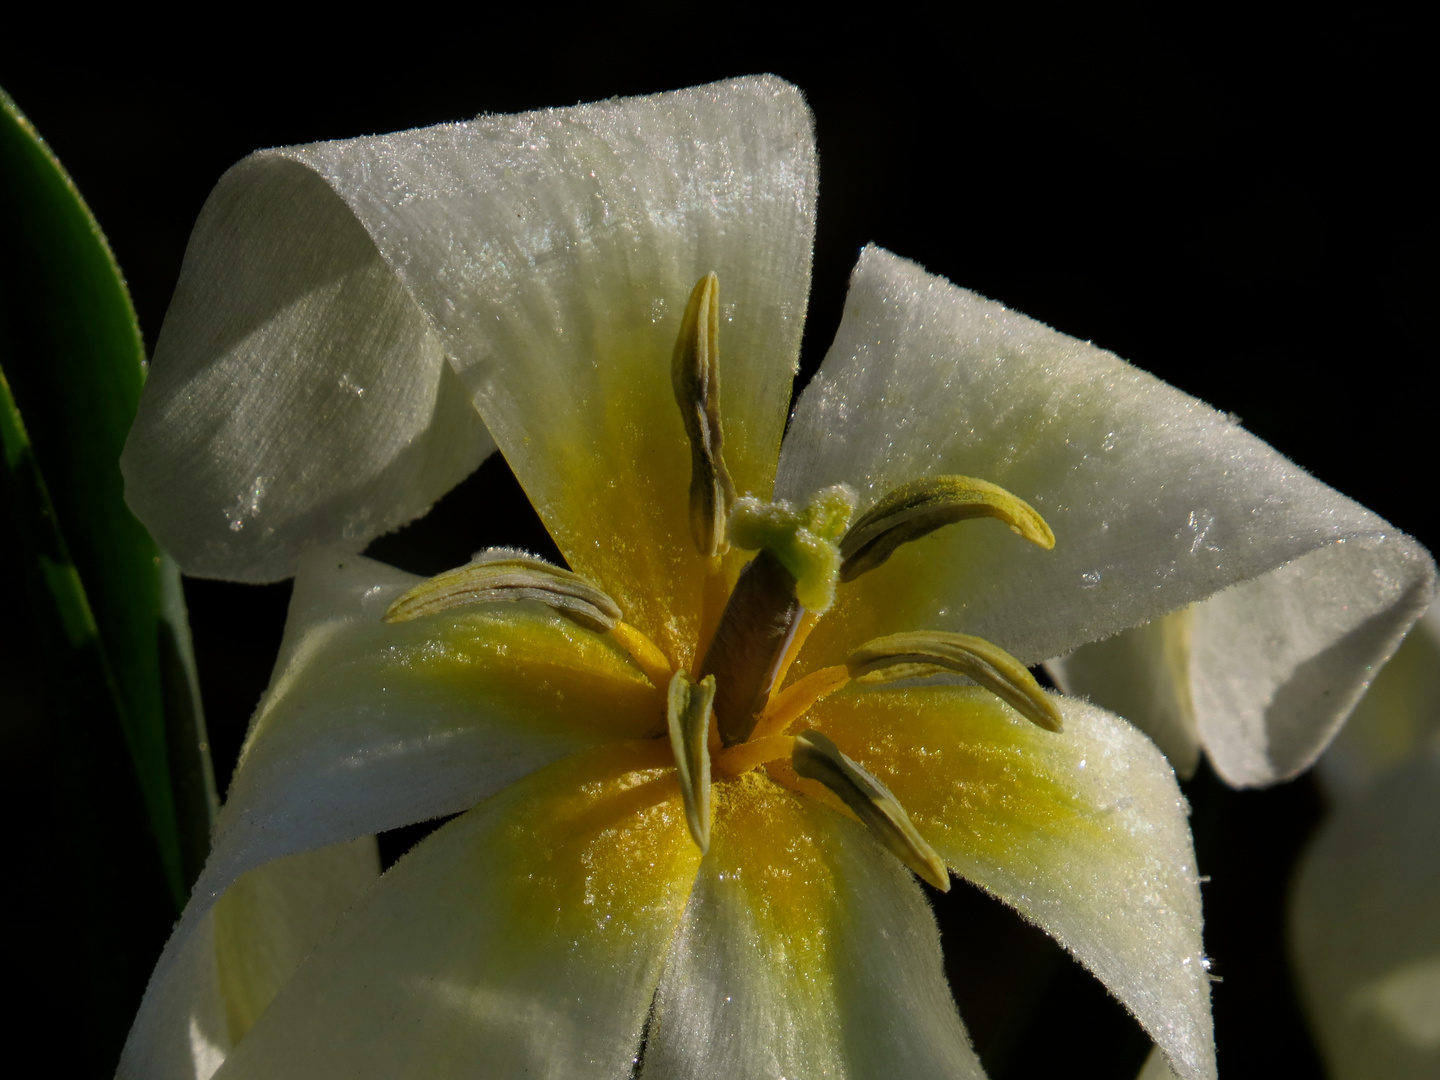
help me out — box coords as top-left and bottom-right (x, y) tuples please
(728, 485), (857, 613)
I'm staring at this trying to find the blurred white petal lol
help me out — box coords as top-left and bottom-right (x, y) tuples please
(1291, 741), (1440, 1078)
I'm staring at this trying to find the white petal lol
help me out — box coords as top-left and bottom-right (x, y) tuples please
(778, 245), (1435, 786)
(121, 548), (659, 1076)
(213, 837), (380, 1043)
(1290, 741), (1440, 1078)
(118, 908), (230, 1080)
(220, 548), (654, 889)
(809, 688), (1215, 1080)
(140, 77), (817, 653)
(122, 157), (493, 582)
(119, 839), (380, 1080)
(1049, 608), (1202, 779)
(210, 746), (700, 1079)
(642, 774), (985, 1080)
(1318, 603), (1440, 802)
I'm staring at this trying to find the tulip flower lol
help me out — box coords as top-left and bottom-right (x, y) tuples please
(116, 77), (1431, 1079)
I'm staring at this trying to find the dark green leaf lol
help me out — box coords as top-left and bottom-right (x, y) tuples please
(0, 87), (215, 905)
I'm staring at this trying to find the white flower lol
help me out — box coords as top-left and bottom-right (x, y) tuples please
(116, 77), (1431, 1080)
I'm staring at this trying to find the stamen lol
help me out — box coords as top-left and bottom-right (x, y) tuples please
(768, 609), (820, 702)
(791, 730), (949, 892)
(713, 734), (795, 781)
(751, 665), (851, 741)
(611, 621), (674, 688)
(666, 671), (716, 853)
(839, 475), (1055, 581)
(699, 550), (801, 747)
(385, 548), (621, 632)
(847, 630), (1064, 732)
(695, 555), (731, 661)
(671, 273), (735, 558)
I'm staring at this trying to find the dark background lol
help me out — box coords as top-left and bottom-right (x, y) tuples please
(2, 15), (1429, 1078)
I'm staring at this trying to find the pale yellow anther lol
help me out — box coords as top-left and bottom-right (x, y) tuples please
(385, 548), (621, 632)
(611, 621), (674, 689)
(751, 665), (851, 741)
(847, 630), (1064, 732)
(791, 730), (950, 891)
(672, 273), (735, 558)
(667, 670), (716, 853)
(840, 475), (1055, 581)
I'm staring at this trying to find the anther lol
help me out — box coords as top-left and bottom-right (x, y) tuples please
(840, 475), (1054, 581)
(672, 273), (735, 558)
(385, 548), (621, 632)
(667, 670), (716, 853)
(791, 730), (950, 891)
(847, 630), (1064, 732)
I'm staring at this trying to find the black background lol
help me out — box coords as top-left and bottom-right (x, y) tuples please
(1, 14), (1430, 1078)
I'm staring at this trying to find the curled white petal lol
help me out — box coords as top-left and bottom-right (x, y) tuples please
(122, 158), (493, 582)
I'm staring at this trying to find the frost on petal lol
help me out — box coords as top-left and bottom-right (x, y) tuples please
(809, 687), (1216, 1080)
(208, 745), (700, 1080)
(779, 245), (1435, 786)
(1049, 607), (1202, 778)
(642, 774), (984, 1080)
(157, 76), (818, 658)
(121, 550), (660, 1077)
(122, 156), (493, 582)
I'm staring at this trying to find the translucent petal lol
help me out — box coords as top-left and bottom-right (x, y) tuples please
(213, 838), (381, 1044)
(118, 839), (380, 1080)
(212, 744), (701, 1079)
(1290, 742), (1440, 1079)
(225, 76), (816, 661)
(121, 155), (493, 582)
(121, 549), (660, 1074)
(1318, 603), (1440, 801)
(1138, 1045), (1183, 1080)
(1049, 608), (1202, 779)
(778, 245), (1435, 786)
(641, 773), (985, 1080)
(807, 686), (1215, 1080)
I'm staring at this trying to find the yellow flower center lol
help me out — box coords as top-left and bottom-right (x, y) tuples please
(385, 273), (1062, 894)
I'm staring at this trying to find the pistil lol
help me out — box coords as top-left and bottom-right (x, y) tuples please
(698, 549), (803, 746)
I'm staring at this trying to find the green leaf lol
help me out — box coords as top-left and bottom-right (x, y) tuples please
(1, 365), (179, 1071)
(0, 87), (216, 906)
